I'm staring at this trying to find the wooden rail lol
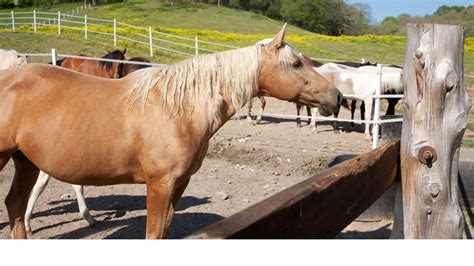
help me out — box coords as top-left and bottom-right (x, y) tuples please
(187, 139), (400, 239)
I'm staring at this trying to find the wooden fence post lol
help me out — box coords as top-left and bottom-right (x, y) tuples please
(51, 48), (57, 66)
(84, 14), (87, 40)
(371, 64), (382, 149)
(149, 26), (153, 57)
(113, 18), (117, 47)
(11, 11), (14, 32)
(58, 11), (61, 35)
(195, 36), (199, 55)
(33, 9), (36, 32)
(399, 23), (471, 238)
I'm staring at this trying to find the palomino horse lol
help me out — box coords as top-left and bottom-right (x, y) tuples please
(246, 38), (341, 125)
(56, 49), (127, 78)
(24, 55), (152, 236)
(0, 49), (27, 70)
(0, 24), (342, 239)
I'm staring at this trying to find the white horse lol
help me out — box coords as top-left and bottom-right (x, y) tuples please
(24, 171), (97, 235)
(314, 63), (403, 138)
(0, 49), (27, 70)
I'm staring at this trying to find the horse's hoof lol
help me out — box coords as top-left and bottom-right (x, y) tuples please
(255, 118), (261, 125)
(296, 123), (303, 128)
(333, 129), (341, 134)
(365, 135), (372, 141)
(83, 213), (98, 227)
(246, 117), (253, 124)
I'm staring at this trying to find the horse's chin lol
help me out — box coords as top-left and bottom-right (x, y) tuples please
(317, 105), (333, 117)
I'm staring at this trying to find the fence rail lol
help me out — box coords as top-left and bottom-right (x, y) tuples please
(0, 8), (232, 58)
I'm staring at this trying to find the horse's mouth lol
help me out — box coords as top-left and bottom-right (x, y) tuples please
(318, 104), (333, 117)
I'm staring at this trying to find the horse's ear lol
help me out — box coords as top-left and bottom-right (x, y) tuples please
(269, 23), (288, 49)
(123, 48), (127, 55)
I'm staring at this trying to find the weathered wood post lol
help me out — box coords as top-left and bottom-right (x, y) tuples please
(399, 24), (471, 238)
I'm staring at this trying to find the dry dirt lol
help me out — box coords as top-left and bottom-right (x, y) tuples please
(0, 96), (471, 239)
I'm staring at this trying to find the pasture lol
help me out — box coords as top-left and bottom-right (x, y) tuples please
(0, 2), (473, 239)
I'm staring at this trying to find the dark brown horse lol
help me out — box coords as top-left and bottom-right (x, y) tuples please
(121, 57), (151, 77)
(56, 49), (127, 79)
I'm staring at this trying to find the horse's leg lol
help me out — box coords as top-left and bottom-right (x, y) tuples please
(5, 151), (39, 239)
(385, 98), (399, 116)
(305, 106), (311, 125)
(24, 171), (50, 237)
(255, 96), (266, 124)
(360, 101), (365, 120)
(364, 98), (374, 140)
(333, 105), (340, 132)
(145, 175), (183, 239)
(246, 98), (254, 124)
(350, 100), (357, 127)
(72, 185), (97, 227)
(296, 104), (302, 127)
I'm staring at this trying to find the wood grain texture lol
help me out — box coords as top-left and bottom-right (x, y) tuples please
(398, 23), (471, 238)
(187, 139), (399, 239)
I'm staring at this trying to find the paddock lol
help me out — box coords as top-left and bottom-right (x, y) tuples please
(0, 93), (472, 238)
(0, 23), (472, 239)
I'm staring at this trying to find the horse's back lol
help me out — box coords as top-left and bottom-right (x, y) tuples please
(0, 63), (140, 184)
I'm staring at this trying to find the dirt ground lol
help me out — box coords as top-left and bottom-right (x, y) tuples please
(0, 97), (472, 239)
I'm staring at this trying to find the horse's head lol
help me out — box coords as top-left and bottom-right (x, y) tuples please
(256, 25), (342, 116)
(15, 54), (28, 67)
(103, 48), (127, 79)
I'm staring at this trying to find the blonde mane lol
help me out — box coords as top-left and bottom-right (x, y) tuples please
(124, 43), (298, 125)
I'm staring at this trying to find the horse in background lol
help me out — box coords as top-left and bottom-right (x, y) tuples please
(0, 49), (28, 70)
(296, 60), (376, 129)
(315, 63), (403, 138)
(122, 57), (151, 77)
(55, 49), (127, 79)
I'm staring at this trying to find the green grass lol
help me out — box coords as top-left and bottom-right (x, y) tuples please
(0, 1), (473, 76)
(84, 1), (313, 35)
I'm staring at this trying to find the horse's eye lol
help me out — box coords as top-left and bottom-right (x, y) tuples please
(292, 60), (303, 69)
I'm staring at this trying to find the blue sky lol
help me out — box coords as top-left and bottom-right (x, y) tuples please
(345, 0), (473, 23)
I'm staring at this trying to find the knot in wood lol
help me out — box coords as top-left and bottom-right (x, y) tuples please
(415, 48), (423, 59)
(430, 183), (441, 198)
(417, 146), (437, 165)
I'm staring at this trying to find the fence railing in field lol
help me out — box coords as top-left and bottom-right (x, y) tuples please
(0, 8), (238, 58)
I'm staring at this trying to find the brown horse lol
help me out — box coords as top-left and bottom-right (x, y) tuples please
(121, 57), (152, 77)
(56, 49), (127, 79)
(0, 24), (342, 239)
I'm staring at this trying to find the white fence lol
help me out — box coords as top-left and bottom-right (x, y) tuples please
(0, 8), (238, 58)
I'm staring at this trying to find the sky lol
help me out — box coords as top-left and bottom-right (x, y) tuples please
(345, 0), (473, 23)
